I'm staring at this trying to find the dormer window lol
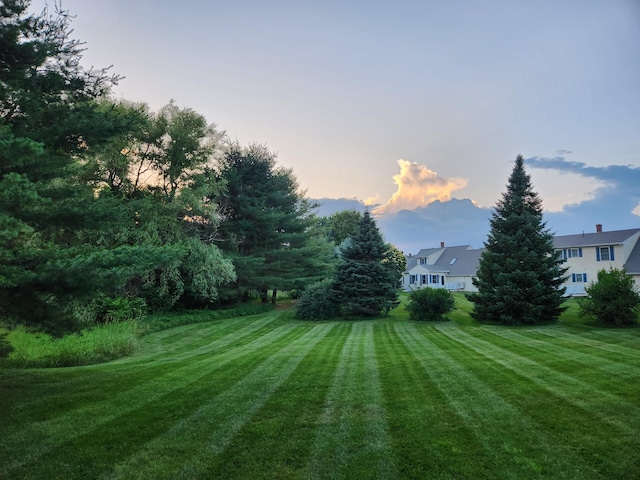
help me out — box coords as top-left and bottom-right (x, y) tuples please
(419, 258), (427, 265)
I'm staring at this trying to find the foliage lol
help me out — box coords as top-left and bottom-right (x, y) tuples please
(139, 303), (274, 333)
(330, 211), (399, 317)
(383, 243), (407, 281)
(471, 155), (567, 325)
(0, 2), (175, 332)
(325, 209), (363, 245)
(91, 294), (148, 325)
(578, 268), (640, 326)
(406, 287), (455, 321)
(2, 321), (139, 368)
(214, 144), (334, 303)
(295, 280), (341, 320)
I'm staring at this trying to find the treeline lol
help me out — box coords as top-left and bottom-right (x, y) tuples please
(0, 1), (399, 333)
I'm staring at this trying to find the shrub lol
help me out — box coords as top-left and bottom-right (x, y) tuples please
(579, 268), (640, 326)
(0, 332), (15, 358)
(295, 281), (340, 320)
(406, 287), (455, 321)
(92, 294), (148, 324)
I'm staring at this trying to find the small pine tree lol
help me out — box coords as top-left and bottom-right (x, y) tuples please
(471, 155), (567, 324)
(330, 211), (399, 317)
(579, 268), (640, 326)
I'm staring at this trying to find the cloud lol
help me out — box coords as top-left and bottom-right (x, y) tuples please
(526, 156), (640, 234)
(315, 197), (492, 253)
(378, 159), (468, 214)
(377, 198), (492, 253)
(313, 198), (367, 217)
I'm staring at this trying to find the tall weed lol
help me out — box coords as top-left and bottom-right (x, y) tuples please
(2, 321), (139, 368)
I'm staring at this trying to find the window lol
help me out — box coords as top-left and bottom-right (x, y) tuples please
(420, 274), (427, 285)
(563, 248), (582, 259)
(410, 275), (417, 284)
(430, 274), (440, 284)
(419, 258), (427, 265)
(597, 246), (614, 261)
(572, 273), (587, 283)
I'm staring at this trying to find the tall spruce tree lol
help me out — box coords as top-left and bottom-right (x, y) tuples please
(331, 210), (399, 317)
(471, 155), (567, 324)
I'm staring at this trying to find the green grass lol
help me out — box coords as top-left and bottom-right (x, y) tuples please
(0, 321), (140, 368)
(1, 304), (639, 479)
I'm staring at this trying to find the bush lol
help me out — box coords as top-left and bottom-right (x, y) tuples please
(295, 281), (340, 320)
(406, 287), (455, 321)
(579, 268), (640, 326)
(92, 294), (148, 324)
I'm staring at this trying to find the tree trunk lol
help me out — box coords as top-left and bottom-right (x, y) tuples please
(271, 289), (277, 305)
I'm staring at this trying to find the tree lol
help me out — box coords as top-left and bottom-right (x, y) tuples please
(214, 144), (334, 303)
(325, 209), (362, 245)
(0, 3), (233, 330)
(471, 155), (567, 325)
(579, 268), (640, 326)
(330, 210), (399, 317)
(0, 1), (152, 331)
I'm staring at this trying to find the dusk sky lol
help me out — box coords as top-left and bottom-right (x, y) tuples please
(31, 0), (640, 251)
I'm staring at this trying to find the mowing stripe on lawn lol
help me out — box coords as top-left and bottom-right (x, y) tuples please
(201, 323), (353, 479)
(477, 326), (640, 385)
(104, 322), (334, 480)
(375, 322), (489, 479)
(433, 324), (639, 435)
(527, 328), (640, 362)
(307, 321), (397, 480)
(0, 311), (295, 477)
(397, 323), (586, 479)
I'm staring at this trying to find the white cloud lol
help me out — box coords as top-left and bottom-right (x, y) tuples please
(377, 159), (468, 214)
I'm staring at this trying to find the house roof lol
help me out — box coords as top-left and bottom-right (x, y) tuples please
(406, 245), (483, 276)
(624, 239), (640, 274)
(553, 228), (640, 248)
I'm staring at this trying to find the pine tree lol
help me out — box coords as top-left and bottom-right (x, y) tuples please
(471, 155), (567, 324)
(331, 211), (399, 317)
(213, 144), (334, 303)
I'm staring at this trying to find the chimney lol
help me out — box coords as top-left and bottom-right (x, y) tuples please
(440, 241), (445, 248)
(596, 224), (603, 233)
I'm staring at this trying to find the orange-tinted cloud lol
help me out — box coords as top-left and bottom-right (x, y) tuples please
(377, 159), (468, 214)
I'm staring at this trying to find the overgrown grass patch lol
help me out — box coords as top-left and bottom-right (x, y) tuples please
(0, 321), (139, 368)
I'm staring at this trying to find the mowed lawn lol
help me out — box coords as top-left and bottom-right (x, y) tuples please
(1, 306), (639, 479)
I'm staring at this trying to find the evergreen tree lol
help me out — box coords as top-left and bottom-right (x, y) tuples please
(471, 155), (567, 324)
(214, 144), (334, 303)
(331, 211), (399, 317)
(0, 1), (151, 331)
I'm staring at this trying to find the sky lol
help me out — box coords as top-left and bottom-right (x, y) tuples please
(30, 0), (640, 252)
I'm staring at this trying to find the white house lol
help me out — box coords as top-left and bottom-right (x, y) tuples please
(403, 225), (640, 296)
(402, 243), (483, 293)
(553, 225), (640, 296)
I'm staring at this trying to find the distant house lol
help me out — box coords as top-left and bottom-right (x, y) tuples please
(402, 243), (483, 293)
(553, 224), (640, 296)
(403, 225), (640, 296)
